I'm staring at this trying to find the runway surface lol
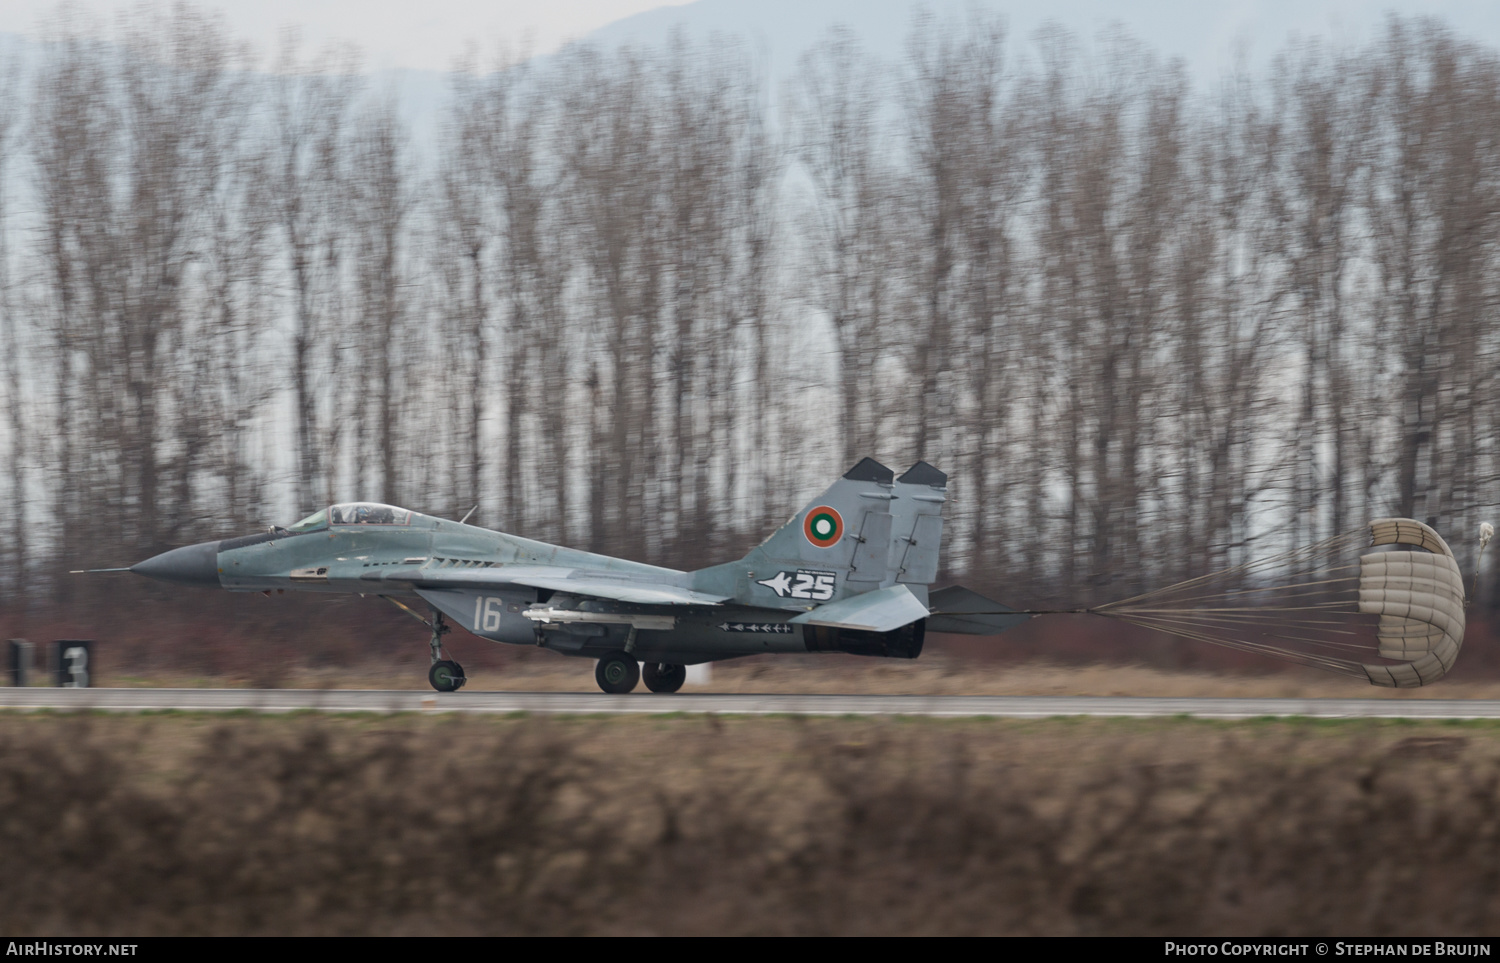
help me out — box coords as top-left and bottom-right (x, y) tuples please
(4, 688), (1500, 719)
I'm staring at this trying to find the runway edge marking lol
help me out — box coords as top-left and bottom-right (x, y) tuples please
(3, 690), (1500, 719)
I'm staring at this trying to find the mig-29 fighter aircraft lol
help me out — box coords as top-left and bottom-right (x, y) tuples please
(111, 459), (1029, 693)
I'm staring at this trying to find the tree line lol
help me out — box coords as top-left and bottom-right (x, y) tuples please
(1, 7), (1498, 612)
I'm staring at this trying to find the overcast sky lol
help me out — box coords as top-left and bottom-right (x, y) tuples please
(0, 1), (694, 70)
(2, 1), (1498, 79)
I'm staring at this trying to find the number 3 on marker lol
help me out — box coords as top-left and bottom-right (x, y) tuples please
(64, 646), (88, 688)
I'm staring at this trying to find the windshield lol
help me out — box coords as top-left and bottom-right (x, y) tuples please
(285, 509), (328, 533)
(329, 503), (412, 526)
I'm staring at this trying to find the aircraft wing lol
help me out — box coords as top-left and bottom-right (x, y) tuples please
(361, 564), (729, 606)
(788, 584), (929, 633)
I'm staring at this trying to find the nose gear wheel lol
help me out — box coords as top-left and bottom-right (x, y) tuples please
(428, 659), (466, 692)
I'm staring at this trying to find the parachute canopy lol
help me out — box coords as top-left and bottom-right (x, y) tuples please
(1093, 518), (1470, 688)
(1356, 520), (1465, 686)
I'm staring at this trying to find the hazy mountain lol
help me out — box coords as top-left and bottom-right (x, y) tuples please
(578, 0), (1500, 82)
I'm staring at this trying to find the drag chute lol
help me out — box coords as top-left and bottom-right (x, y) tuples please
(1090, 518), (1474, 687)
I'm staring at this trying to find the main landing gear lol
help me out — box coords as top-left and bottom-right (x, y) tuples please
(593, 653), (687, 694)
(642, 662), (686, 694)
(595, 651), (640, 694)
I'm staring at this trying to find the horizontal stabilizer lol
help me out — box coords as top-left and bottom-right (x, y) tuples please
(364, 565), (729, 606)
(926, 585), (1033, 635)
(790, 583), (928, 633)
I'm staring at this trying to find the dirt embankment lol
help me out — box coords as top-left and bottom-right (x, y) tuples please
(2, 713), (1499, 936)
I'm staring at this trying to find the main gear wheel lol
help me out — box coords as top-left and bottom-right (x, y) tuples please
(642, 662), (687, 693)
(595, 652), (640, 694)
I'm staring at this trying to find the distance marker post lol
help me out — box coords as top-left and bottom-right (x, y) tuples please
(52, 640), (93, 688)
(7, 639), (30, 687)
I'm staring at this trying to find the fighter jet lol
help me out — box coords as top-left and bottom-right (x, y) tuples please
(112, 458), (1029, 693)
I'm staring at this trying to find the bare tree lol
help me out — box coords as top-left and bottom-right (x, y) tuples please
(903, 13), (1028, 580)
(1168, 74), (1285, 580)
(556, 45), (667, 559)
(266, 35), (359, 515)
(347, 97), (413, 506)
(32, 10), (245, 578)
(1365, 20), (1500, 559)
(0, 54), (22, 600)
(1033, 33), (1191, 600)
(790, 27), (908, 468)
(194, 99), (275, 532)
(435, 69), (496, 524)
(1264, 41), (1372, 553)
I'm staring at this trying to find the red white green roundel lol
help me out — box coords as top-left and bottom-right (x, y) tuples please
(803, 506), (844, 548)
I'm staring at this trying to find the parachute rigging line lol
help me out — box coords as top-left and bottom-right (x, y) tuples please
(1007, 519), (1477, 689)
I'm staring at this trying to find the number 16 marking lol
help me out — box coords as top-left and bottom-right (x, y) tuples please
(472, 596), (504, 633)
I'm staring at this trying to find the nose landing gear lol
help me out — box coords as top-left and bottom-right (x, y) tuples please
(425, 610), (466, 692)
(381, 596), (467, 692)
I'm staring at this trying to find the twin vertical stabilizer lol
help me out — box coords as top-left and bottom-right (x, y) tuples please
(691, 458), (948, 616)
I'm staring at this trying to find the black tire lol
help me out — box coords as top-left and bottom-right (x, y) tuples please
(642, 662), (687, 694)
(595, 652), (640, 694)
(428, 659), (466, 692)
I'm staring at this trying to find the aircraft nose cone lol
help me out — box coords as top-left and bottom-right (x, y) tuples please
(130, 541), (222, 587)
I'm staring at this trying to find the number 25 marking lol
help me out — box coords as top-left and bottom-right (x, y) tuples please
(790, 573), (835, 600)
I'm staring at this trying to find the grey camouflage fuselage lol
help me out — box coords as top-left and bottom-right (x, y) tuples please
(126, 459), (1029, 668)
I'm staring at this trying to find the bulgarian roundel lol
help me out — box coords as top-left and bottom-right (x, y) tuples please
(803, 506), (844, 548)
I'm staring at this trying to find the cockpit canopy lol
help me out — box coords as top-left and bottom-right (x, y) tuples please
(330, 503), (412, 526)
(286, 509), (328, 533)
(286, 503), (413, 533)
